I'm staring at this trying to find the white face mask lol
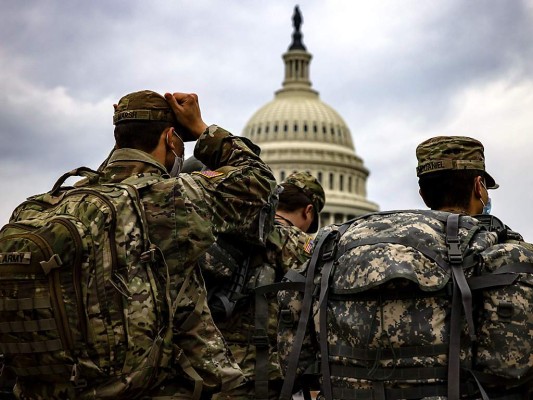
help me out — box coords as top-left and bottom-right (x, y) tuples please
(168, 130), (184, 177)
(169, 150), (184, 177)
(480, 180), (492, 215)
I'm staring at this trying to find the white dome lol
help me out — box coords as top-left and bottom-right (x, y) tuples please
(244, 92), (355, 151)
(241, 8), (378, 225)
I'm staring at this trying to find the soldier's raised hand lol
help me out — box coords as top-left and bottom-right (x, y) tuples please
(165, 92), (208, 140)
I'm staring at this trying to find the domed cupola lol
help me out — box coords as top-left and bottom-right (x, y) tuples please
(242, 6), (379, 226)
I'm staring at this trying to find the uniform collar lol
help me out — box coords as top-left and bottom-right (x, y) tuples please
(101, 148), (168, 182)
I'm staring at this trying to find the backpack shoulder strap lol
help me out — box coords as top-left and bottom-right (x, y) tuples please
(316, 222), (352, 400)
(253, 275), (306, 400)
(279, 225), (345, 400)
(445, 213), (484, 400)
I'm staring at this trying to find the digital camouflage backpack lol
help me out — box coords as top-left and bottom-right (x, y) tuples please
(0, 167), (180, 399)
(278, 210), (533, 400)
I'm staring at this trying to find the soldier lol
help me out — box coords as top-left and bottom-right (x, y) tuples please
(199, 171), (325, 399)
(277, 136), (532, 400)
(416, 136), (497, 215)
(9, 90), (277, 399)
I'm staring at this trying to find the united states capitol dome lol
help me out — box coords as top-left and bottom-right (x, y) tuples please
(242, 6), (379, 226)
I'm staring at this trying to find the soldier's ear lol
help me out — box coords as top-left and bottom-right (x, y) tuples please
(304, 204), (314, 220)
(164, 127), (176, 150)
(473, 176), (485, 199)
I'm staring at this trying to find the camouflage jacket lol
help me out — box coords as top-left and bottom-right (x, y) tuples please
(14, 125), (276, 399)
(203, 221), (313, 398)
(277, 210), (532, 398)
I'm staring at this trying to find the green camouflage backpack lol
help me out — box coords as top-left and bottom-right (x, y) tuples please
(0, 167), (178, 399)
(279, 210), (533, 400)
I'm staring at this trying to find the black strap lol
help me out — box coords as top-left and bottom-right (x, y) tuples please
(468, 273), (518, 290)
(467, 262), (533, 329)
(445, 213), (479, 400)
(373, 381), (386, 400)
(317, 223), (352, 400)
(11, 363), (72, 377)
(446, 214), (462, 400)
(50, 167), (101, 195)
(330, 282), (453, 299)
(330, 364), (448, 381)
(0, 318), (56, 333)
(329, 342), (449, 361)
(331, 383), (450, 400)
(254, 281), (305, 400)
(319, 256), (336, 400)
(0, 339), (63, 354)
(279, 229), (340, 400)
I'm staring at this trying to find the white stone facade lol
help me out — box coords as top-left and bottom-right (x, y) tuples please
(242, 9), (379, 228)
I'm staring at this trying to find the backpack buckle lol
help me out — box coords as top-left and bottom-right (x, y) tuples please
(140, 248), (157, 263)
(253, 329), (269, 349)
(279, 309), (293, 327)
(70, 363), (87, 389)
(321, 231), (341, 261)
(446, 240), (463, 264)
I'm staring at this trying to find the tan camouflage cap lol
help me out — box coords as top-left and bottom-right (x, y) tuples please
(416, 136), (498, 189)
(113, 90), (195, 142)
(283, 171), (326, 232)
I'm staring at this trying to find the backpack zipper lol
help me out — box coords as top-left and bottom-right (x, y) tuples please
(63, 189), (121, 367)
(52, 217), (87, 343)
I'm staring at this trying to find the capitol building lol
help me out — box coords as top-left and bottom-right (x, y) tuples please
(242, 6), (379, 227)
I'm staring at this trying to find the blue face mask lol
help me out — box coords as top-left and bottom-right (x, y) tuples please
(481, 196), (492, 215)
(480, 181), (492, 215)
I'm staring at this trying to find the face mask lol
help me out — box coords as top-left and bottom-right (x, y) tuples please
(480, 181), (492, 215)
(168, 129), (184, 177)
(169, 150), (184, 177)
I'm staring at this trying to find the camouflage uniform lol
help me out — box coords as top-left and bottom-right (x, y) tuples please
(211, 222), (314, 399)
(13, 93), (276, 398)
(278, 211), (533, 399)
(208, 172), (325, 399)
(277, 136), (533, 399)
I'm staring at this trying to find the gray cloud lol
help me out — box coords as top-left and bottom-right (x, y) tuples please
(1, 0), (533, 241)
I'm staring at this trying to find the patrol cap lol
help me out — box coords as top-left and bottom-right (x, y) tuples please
(416, 136), (498, 189)
(283, 171), (326, 233)
(113, 90), (195, 141)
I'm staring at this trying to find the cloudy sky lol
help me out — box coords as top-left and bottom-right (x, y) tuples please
(2, 1), (533, 240)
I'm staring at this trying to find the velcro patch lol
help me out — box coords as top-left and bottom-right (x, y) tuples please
(193, 170), (224, 179)
(303, 237), (314, 254)
(0, 252), (31, 265)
